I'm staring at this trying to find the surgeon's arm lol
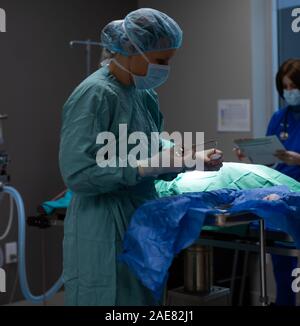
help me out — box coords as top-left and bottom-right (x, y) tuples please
(142, 90), (179, 181)
(157, 138), (179, 181)
(59, 87), (142, 196)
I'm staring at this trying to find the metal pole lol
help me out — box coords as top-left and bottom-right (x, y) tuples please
(230, 249), (239, 305)
(239, 250), (249, 306)
(69, 40), (102, 77)
(259, 219), (268, 306)
(86, 39), (91, 77)
(0, 114), (8, 145)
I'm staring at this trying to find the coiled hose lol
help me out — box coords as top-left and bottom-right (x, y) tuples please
(3, 186), (63, 303)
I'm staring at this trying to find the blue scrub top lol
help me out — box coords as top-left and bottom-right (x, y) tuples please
(266, 106), (300, 182)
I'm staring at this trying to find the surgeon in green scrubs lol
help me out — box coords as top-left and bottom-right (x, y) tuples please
(59, 8), (223, 306)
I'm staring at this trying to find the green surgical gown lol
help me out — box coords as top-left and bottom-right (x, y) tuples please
(59, 66), (175, 306)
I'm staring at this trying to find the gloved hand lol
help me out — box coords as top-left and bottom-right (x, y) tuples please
(138, 146), (202, 178)
(233, 138), (252, 161)
(184, 148), (224, 172)
(137, 147), (223, 177)
(233, 147), (247, 161)
(274, 150), (300, 166)
(201, 148), (224, 171)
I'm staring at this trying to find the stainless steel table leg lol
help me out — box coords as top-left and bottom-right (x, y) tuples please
(259, 219), (268, 306)
(163, 286), (168, 306)
(230, 249), (239, 305)
(239, 250), (249, 306)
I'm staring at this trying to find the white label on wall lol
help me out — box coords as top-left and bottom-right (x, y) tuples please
(217, 99), (251, 132)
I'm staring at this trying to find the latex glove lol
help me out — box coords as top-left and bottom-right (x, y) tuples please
(200, 148), (224, 171)
(138, 147), (224, 177)
(274, 150), (300, 166)
(137, 147), (187, 178)
(233, 147), (246, 161)
(183, 148), (224, 172)
(233, 138), (253, 161)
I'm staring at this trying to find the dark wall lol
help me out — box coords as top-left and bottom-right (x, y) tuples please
(0, 0), (137, 305)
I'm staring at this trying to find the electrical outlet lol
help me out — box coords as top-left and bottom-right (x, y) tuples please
(5, 242), (17, 264)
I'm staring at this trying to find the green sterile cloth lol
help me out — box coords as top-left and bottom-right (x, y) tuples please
(155, 162), (300, 196)
(155, 163), (300, 235)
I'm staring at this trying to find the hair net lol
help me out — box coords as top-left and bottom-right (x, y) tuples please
(100, 8), (183, 56)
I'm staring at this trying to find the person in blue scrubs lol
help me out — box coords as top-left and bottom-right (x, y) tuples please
(236, 59), (300, 305)
(267, 59), (300, 306)
(269, 59), (300, 176)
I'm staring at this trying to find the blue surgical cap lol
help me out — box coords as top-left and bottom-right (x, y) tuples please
(100, 8), (183, 56)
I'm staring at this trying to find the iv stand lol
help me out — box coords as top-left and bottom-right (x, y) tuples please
(70, 40), (102, 77)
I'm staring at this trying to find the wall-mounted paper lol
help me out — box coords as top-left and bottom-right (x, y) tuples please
(218, 99), (251, 132)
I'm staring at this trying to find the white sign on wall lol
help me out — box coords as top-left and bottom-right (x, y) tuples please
(217, 99), (251, 132)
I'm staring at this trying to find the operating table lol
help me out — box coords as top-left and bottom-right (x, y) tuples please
(27, 193), (300, 307)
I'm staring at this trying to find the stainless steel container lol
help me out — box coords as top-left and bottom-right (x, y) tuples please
(184, 245), (213, 294)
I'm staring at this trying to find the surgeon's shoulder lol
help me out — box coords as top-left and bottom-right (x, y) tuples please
(63, 69), (119, 111)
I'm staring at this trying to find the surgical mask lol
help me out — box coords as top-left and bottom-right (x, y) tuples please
(116, 22), (170, 90)
(112, 58), (170, 90)
(132, 61), (170, 90)
(284, 89), (300, 107)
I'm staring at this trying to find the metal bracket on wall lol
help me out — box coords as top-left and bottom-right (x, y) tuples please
(70, 40), (102, 77)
